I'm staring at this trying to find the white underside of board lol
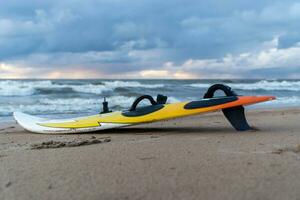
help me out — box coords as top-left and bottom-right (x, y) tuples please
(13, 112), (129, 134)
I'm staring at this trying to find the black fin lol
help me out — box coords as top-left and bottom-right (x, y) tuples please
(222, 106), (252, 131)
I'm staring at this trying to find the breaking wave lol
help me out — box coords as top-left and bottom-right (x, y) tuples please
(0, 80), (164, 96)
(0, 95), (180, 116)
(190, 80), (300, 91)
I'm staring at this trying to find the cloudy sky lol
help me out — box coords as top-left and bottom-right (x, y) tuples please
(0, 0), (300, 79)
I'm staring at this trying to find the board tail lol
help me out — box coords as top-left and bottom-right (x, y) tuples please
(204, 84), (252, 131)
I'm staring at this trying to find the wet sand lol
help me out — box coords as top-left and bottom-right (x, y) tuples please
(1, 108), (300, 200)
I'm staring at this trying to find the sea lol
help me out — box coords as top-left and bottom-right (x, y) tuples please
(0, 79), (299, 120)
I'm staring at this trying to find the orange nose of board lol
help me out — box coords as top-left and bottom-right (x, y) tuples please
(237, 96), (276, 106)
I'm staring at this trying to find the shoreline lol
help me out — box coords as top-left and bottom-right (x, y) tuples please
(1, 108), (300, 199)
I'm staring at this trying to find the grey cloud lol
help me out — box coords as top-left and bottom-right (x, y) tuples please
(0, 0), (300, 78)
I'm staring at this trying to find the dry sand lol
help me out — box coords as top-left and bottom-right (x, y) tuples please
(1, 108), (300, 200)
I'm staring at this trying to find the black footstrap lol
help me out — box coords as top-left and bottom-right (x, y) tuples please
(129, 95), (157, 111)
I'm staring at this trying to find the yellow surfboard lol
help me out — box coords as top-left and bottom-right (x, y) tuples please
(13, 84), (275, 134)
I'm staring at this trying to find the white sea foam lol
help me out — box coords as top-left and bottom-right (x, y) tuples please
(189, 83), (212, 88)
(0, 80), (52, 96)
(265, 96), (300, 105)
(0, 80), (164, 96)
(0, 95), (182, 116)
(71, 81), (164, 94)
(72, 84), (112, 94)
(0, 98), (96, 116)
(230, 80), (300, 91)
(0, 96), (137, 115)
(249, 96), (300, 109)
(167, 96), (181, 103)
(190, 80), (300, 91)
(103, 81), (164, 89)
(39, 96), (138, 110)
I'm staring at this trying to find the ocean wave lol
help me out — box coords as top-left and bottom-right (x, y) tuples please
(0, 95), (181, 116)
(249, 96), (300, 109)
(0, 96), (132, 116)
(71, 84), (112, 94)
(38, 95), (179, 109)
(0, 80), (165, 96)
(0, 80), (53, 96)
(167, 96), (181, 103)
(34, 87), (75, 95)
(189, 83), (212, 88)
(70, 81), (164, 94)
(190, 80), (300, 91)
(264, 96), (300, 105)
(102, 81), (164, 89)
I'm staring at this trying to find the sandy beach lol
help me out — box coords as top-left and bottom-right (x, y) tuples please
(1, 108), (300, 200)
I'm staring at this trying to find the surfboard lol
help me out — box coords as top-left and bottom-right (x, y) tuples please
(13, 95), (275, 134)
